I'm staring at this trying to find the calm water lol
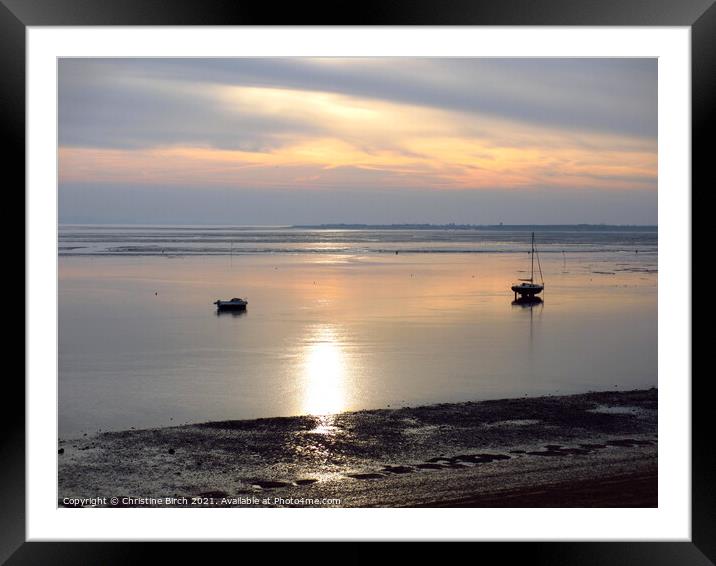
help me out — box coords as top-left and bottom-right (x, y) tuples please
(58, 226), (657, 436)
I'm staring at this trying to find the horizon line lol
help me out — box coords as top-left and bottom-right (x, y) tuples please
(59, 222), (658, 228)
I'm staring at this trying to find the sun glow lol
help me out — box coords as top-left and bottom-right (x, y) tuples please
(300, 326), (348, 418)
(59, 83), (656, 192)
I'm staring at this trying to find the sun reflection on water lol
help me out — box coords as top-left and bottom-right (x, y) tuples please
(301, 326), (348, 424)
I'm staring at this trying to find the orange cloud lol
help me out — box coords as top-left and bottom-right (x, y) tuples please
(59, 85), (656, 192)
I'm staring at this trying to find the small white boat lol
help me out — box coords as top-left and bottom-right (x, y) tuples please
(214, 297), (248, 311)
(511, 232), (544, 300)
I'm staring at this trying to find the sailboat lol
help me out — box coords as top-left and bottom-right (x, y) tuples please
(511, 232), (544, 301)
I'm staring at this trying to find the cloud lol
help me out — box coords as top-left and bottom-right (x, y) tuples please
(58, 58), (657, 224)
(59, 60), (322, 151)
(59, 58), (657, 150)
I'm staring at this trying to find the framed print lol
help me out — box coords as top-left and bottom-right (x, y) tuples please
(9, 0), (708, 562)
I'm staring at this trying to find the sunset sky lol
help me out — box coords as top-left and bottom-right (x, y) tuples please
(58, 58), (657, 225)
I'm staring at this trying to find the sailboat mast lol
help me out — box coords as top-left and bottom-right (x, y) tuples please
(530, 232), (535, 282)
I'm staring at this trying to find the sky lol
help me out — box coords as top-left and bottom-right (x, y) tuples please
(58, 58), (657, 225)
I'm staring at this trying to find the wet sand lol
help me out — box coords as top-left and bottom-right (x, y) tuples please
(58, 388), (657, 508)
(417, 470), (657, 508)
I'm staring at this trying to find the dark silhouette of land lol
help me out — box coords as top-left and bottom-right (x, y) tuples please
(292, 223), (657, 231)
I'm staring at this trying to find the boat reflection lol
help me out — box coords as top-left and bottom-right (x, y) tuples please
(512, 294), (543, 357)
(511, 296), (544, 308)
(215, 309), (247, 318)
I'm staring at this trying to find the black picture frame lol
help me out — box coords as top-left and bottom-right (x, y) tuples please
(7, 0), (706, 563)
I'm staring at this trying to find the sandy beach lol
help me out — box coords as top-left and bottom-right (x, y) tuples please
(58, 388), (657, 508)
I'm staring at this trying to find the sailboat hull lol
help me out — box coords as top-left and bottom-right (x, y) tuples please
(511, 283), (544, 296)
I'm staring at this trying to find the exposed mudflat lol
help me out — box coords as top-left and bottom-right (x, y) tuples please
(58, 388), (657, 508)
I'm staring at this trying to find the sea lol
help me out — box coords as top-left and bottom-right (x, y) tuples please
(58, 225), (657, 437)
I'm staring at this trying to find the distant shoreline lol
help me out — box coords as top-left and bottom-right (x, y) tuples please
(292, 223), (658, 231)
